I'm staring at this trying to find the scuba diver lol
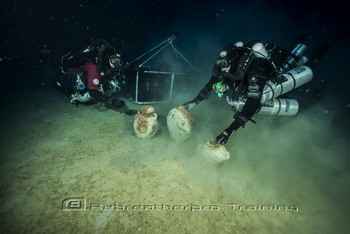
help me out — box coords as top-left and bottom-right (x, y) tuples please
(182, 40), (313, 146)
(56, 38), (135, 114)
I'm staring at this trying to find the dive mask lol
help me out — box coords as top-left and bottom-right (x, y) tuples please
(109, 54), (121, 68)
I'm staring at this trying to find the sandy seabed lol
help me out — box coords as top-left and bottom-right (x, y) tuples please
(0, 87), (349, 234)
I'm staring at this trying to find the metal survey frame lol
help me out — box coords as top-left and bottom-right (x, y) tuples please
(133, 69), (189, 104)
(131, 35), (197, 104)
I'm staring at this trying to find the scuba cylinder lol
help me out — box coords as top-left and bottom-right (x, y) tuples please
(258, 98), (299, 116)
(260, 65), (313, 103)
(280, 44), (309, 72)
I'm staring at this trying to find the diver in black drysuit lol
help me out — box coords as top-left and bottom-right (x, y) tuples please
(56, 38), (136, 115)
(182, 40), (290, 145)
(183, 31), (350, 145)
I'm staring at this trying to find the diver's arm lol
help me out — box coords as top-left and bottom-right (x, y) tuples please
(210, 110), (253, 145)
(182, 75), (216, 109)
(211, 79), (263, 145)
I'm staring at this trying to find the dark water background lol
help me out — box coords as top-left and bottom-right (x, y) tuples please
(0, 1), (349, 233)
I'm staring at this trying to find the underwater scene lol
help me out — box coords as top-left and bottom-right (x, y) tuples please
(1, 0), (349, 233)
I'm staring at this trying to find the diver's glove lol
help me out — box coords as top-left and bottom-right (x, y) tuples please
(209, 128), (235, 146)
(182, 86), (211, 110)
(182, 99), (198, 110)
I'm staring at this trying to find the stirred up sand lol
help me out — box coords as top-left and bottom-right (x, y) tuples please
(0, 87), (349, 233)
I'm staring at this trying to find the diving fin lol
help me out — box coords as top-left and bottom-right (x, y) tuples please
(308, 31), (350, 69)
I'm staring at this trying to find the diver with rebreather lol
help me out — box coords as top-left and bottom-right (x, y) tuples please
(181, 39), (314, 147)
(184, 32), (350, 149)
